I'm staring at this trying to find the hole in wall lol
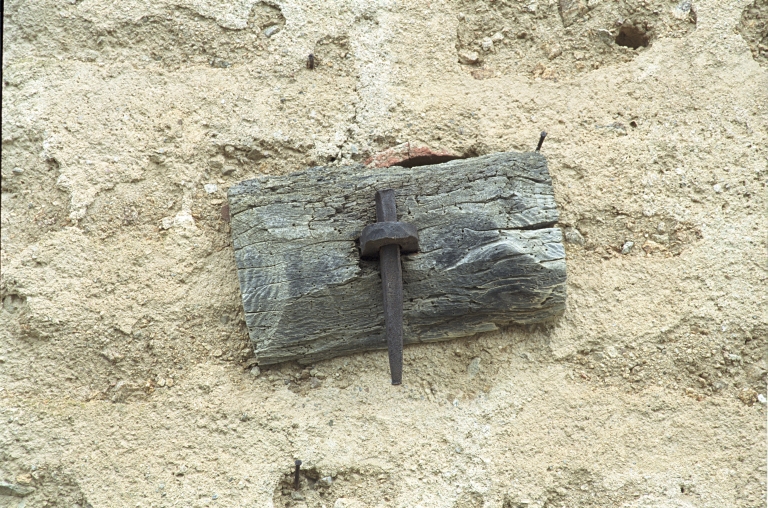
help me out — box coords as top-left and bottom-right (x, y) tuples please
(615, 24), (651, 49)
(397, 154), (466, 168)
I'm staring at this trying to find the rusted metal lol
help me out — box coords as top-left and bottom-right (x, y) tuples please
(359, 222), (419, 258)
(293, 460), (301, 490)
(360, 189), (419, 385)
(536, 131), (547, 151)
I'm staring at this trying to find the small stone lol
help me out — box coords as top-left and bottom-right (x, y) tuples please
(210, 58), (231, 68)
(607, 121), (626, 133)
(221, 166), (236, 176)
(309, 369), (318, 377)
(315, 372), (327, 380)
(596, 29), (614, 45)
(0, 481), (35, 497)
(204, 183), (218, 194)
(157, 377), (166, 387)
(621, 241), (634, 254)
(290, 491), (305, 501)
(758, 394), (766, 404)
(559, 0), (588, 27)
(317, 476), (333, 488)
(240, 413), (250, 421)
(80, 49), (100, 62)
(250, 366), (261, 377)
(738, 389), (758, 406)
(564, 228), (585, 246)
(310, 377), (322, 389)
(547, 45), (563, 60)
(713, 183), (722, 193)
(101, 348), (124, 363)
(15, 474), (32, 486)
(481, 38), (494, 52)
(247, 148), (266, 161)
(672, 0), (692, 20)
(491, 32), (504, 43)
(12, 167), (24, 174)
(175, 465), (187, 476)
(212, 349), (223, 357)
(467, 357), (481, 378)
(642, 240), (665, 254)
(212, 493), (219, 500)
(458, 50), (481, 65)
(263, 25), (281, 37)
(209, 156), (224, 169)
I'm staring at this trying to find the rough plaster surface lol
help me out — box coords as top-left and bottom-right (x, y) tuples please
(1, 0), (766, 506)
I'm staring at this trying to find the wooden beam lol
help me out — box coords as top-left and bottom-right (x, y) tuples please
(228, 152), (566, 365)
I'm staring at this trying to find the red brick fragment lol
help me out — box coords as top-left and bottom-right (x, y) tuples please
(364, 142), (460, 169)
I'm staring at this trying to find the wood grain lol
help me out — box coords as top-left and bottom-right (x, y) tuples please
(228, 152), (566, 365)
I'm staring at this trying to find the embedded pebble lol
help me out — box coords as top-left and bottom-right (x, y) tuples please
(758, 394), (766, 404)
(458, 50), (481, 65)
(621, 241), (634, 254)
(481, 38), (494, 52)
(210, 58), (231, 68)
(264, 25), (281, 37)
(672, 0), (693, 19)
(564, 228), (585, 246)
(250, 366), (261, 377)
(0, 481), (35, 497)
(12, 167), (24, 174)
(204, 184), (218, 194)
(713, 183), (722, 193)
(468, 357), (481, 378)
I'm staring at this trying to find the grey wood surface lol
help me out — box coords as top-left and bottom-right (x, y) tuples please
(228, 152), (566, 365)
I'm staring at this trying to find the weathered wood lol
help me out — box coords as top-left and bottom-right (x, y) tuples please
(228, 152), (566, 365)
